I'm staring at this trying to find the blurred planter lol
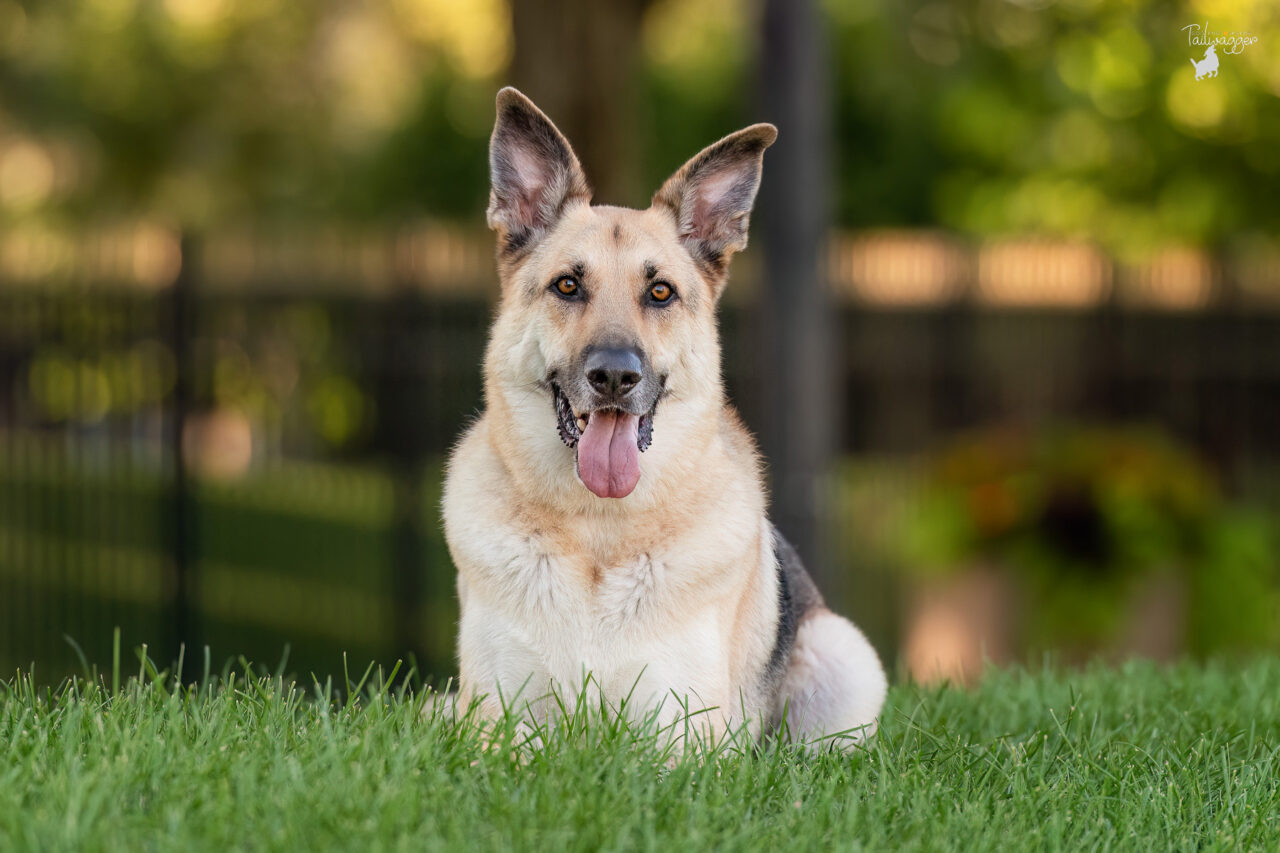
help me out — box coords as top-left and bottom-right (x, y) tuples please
(902, 563), (1016, 686)
(902, 563), (1188, 685)
(1116, 570), (1187, 661)
(892, 425), (1234, 678)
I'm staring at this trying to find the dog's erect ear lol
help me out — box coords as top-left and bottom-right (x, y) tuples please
(487, 87), (591, 255)
(652, 123), (777, 280)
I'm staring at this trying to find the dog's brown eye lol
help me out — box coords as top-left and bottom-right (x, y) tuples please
(648, 282), (674, 303)
(553, 276), (580, 297)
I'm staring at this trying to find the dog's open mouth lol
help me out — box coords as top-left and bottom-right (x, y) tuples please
(554, 384), (655, 499)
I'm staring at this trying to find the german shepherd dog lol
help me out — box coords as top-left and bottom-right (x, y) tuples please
(443, 88), (886, 749)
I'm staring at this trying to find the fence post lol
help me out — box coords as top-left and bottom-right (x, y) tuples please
(757, 0), (834, 577)
(377, 281), (428, 673)
(169, 231), (199, 682)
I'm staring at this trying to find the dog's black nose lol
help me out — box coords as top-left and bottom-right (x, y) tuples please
(584, 347), (643, 398)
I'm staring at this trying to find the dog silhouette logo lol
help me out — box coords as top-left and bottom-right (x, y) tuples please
(1190, 45), (1219, 80)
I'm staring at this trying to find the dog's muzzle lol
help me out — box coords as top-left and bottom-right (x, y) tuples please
(553, 384), (656, 453)
(550, 347), (661, 499)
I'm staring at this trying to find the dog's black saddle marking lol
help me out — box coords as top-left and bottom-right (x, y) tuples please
(766, 525), (824, 681)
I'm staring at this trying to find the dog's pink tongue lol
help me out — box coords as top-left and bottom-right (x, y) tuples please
(576, 410), (640, 498)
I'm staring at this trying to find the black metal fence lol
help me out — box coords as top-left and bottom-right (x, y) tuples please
(2, 226), (1278, 683)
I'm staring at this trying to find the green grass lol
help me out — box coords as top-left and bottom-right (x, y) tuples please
(2, 657), (1279, 851)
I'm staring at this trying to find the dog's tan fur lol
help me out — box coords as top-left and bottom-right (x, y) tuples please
(443, 88), (885, 747)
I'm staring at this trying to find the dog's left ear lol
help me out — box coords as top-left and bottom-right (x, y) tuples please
(652, 123), (777, 282)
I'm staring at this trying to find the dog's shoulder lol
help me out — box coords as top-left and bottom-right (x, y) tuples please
(715, 402), (765, 474)
(442, 416), (513, 561)
(443, 417), (498, 499)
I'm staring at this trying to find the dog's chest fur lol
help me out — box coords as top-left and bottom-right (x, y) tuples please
(466, 538), (720, 695)
(444, 421), (776, 716)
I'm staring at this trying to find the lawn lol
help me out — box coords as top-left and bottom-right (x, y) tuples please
(2, 655), (1278, 851)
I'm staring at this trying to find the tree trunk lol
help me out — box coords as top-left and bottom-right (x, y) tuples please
(509, 0), (653, 207)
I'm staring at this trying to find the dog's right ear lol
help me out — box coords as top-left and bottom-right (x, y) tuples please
(487, 88), (591, 256)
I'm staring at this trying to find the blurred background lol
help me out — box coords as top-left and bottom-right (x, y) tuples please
(1, 0), (1277, 685)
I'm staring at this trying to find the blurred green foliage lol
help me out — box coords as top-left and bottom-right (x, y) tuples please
(2, 0), (1276, 250)
(899, 424), (1280, 652)
(0, 0), (508, 224)
(826, 0), (1280, 255)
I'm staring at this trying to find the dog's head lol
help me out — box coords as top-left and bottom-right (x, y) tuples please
(482, 87), (775, 501)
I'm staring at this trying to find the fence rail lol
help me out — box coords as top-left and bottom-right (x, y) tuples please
(2, 226), (1278, 682)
